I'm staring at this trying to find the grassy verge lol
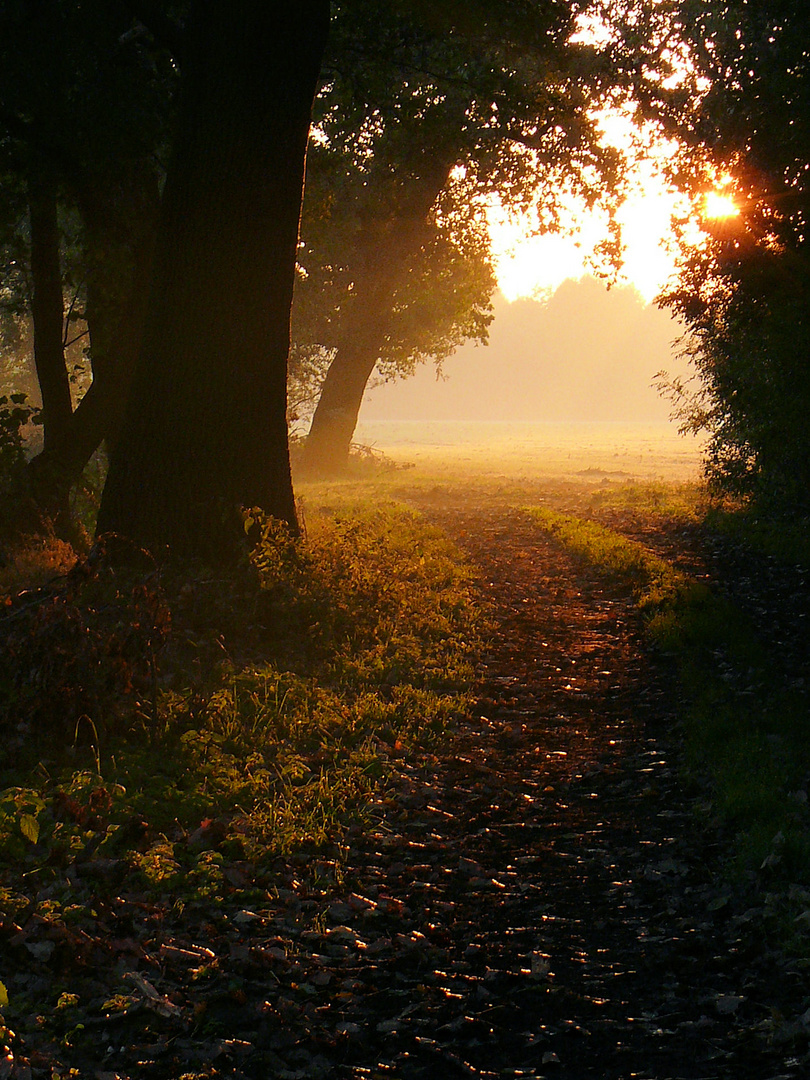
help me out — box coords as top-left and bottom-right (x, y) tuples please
(0, 495), (483, 1037)
(524, 503), (810, 915)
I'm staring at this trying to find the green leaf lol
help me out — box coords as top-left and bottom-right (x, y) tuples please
(0, 980), (8, 1007)
(19, 813), (40, 844)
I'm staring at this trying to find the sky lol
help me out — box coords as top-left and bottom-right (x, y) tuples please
(360, 101), (736, 427)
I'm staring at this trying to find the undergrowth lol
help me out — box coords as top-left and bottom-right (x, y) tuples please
(524, 502), (810, 932)
(0, 496), (483, 917)
(706, 503), (810, 568)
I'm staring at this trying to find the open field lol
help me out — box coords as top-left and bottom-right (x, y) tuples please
(354, 420), (705, 484)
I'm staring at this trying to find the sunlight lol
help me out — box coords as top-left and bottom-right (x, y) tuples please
(488, 9), (723, 307)
(488, 108), (693, 304)
(703, 190), (740, 220)
(490, 198), (606, 302)
(488, 106), (735, 306)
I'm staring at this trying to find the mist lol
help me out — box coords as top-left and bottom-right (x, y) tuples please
(359, 277), (687, 424)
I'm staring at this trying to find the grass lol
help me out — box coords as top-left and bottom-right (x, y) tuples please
(585, 479), (710, 524)
(522, 504), (708, 617)
(0, 494), (484, 916)
(523, 498), (810, 905)
(706, 502), (810, 566)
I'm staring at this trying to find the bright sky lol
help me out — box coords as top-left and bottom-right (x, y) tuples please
(490, 108), (737, 306)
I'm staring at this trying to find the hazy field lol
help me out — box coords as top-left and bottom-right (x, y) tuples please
(353, 419), (705, 484)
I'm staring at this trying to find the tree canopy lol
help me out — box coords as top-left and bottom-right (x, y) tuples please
(602, 0), (810, 508)
(298, 0), (624, 472)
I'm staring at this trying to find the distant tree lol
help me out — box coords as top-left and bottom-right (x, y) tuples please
(291, 163), (496, 441)
(96, 0), (329, 556)
(298, 0), (620, 474)
(295, 95), (497, 470)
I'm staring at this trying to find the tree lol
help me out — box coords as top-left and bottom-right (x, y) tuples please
(607, 0), (810, 508)
(291, 161), (496, 441)
(27, 171), (72, 451)
(295, 92), (497, 471)
(0, 0), (174, 519)
(297, 0), (620, 474)
(96, 0), (330, 557)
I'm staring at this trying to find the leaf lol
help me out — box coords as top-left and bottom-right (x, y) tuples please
(24, 941), (55, 962)
(0, 980), (8, 1007)
(19, 812), (40, 844)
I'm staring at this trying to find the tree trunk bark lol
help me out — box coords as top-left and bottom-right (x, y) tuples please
(97, 0), (329, 560)
(28, 172), (72, 449)
(302, 257), (410, 476)
(26, 167), (160, 510)
(302, 154), (456, 477)
(80, 164), (161, 451)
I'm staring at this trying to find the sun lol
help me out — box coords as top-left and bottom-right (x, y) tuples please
(703, 191), (740, 220)
(486, 10), (738, 307)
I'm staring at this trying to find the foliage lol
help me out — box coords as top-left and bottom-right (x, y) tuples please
(661, 240), (810, 509)
(0, 549), (172, 750)
(0, 391), (39, 491)
(610, 0), (810, 510)
(292, 161), (497, 423)
(0, 528), (77, 599)
(0, 495), (482, 874)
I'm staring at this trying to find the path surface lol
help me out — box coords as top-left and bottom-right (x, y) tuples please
(303, 503), (806, 1079)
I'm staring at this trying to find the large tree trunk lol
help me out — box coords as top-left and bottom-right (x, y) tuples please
(302, 155), (456, 477)
(28, 172), (72, 449)
(80, 164), (161, 452)
(97, 0), (329, 560)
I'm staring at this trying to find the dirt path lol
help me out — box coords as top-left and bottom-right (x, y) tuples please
(307, 502), (807, 1079)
